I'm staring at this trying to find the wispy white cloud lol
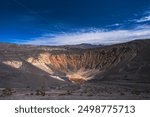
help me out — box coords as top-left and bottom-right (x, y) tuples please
(20, 9), (150, 46)
(106, 23), (122, 27)
(21, 26), (150, 45)
(136, 15), (150, 23)
(131, 9), (150, 23)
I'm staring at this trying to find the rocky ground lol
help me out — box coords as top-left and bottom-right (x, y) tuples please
(0, 80), (150, 100)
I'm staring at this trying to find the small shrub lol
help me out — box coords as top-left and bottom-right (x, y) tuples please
(35, 89), (45, 96)
(26, 86), (30, 89)
(0, 88), (13, 97)
(85, 92), (93, 96)
(67, 90), (72, 95)
(59, 93), (66, 96)
(120, 92), (125, 95)
(131, 90), (141, 95)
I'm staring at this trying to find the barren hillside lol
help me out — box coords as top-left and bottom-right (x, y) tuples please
(0, 39), (150, 99)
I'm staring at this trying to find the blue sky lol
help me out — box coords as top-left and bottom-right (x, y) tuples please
(0, 0), (150, 45)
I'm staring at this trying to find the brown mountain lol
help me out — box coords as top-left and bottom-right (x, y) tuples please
(0, 39), (150, 99)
